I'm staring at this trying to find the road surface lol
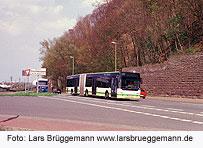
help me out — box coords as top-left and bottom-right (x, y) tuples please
(0, 94), (203, 130)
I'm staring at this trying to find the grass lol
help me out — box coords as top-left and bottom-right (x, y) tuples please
(0, 91), (57, 96)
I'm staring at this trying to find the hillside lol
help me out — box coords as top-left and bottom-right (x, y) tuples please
(39, 0), (202, 88)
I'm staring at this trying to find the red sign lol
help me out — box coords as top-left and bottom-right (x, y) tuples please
(25, 69), (30, 76)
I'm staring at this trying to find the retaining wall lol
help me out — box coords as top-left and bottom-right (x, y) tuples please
(123, 52), (203, 99)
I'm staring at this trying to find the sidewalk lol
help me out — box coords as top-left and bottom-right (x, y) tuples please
(0, 115), (133, 131)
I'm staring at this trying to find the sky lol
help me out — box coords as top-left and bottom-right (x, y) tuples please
(0, 0), (102, 82)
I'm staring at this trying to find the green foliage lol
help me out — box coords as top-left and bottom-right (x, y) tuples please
(185, 48), (194, 54)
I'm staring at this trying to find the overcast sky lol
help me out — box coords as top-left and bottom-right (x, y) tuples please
(0, 0), (101, 82)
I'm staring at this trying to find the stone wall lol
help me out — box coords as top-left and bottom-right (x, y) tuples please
(123, 52), (203, 99)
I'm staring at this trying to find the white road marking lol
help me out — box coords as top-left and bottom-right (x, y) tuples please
(167, 108), (184, 111)
(56, 95), (203, 118)
(141, 105), (155, 108)
(39, 96), (203, 125)
(196, 114), (203, 117)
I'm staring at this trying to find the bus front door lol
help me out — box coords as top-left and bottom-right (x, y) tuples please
(74, 78), (78, 94)
(111, 77), (117, 98)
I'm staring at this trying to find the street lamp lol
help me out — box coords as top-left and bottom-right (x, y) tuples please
(112, 41), (117, 72)
(70, 56), (74, 75)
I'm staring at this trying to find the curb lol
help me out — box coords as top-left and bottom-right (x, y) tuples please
(147, 96), (203, 103)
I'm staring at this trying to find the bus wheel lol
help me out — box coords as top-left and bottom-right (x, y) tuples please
(85, 90), (88, 97)
(105, 91), (109, 99)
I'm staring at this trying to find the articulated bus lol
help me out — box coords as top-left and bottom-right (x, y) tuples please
(66, 72), (142, 99)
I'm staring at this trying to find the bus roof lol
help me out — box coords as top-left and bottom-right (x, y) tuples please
(86, 72), (119, 78)
(66, 71), (140, 79)
(66, 75), (80, 80)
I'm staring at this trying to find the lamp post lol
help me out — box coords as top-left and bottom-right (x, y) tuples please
(70, 56), (74, 75)
(112, 41), (117, 72)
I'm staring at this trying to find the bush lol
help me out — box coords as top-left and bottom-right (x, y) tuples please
(185, 48), (194, 54)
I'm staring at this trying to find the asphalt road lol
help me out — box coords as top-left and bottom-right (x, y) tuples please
(0, 94), (203, 130)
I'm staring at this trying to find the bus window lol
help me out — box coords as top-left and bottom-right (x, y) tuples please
(86, 77), (93, 87)
(76, 78), (79, 87)
(67, 78), (79, 87)
(67, 79), (74, 87)
(96, 77), (110, 88)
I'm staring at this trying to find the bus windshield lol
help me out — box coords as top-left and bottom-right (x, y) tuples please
(38, 81), (48, 85)
(121, 73), (141, 90)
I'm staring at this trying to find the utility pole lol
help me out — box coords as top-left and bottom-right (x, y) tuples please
(112, 41), (117, 71)
(70, 56), (75, 75)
